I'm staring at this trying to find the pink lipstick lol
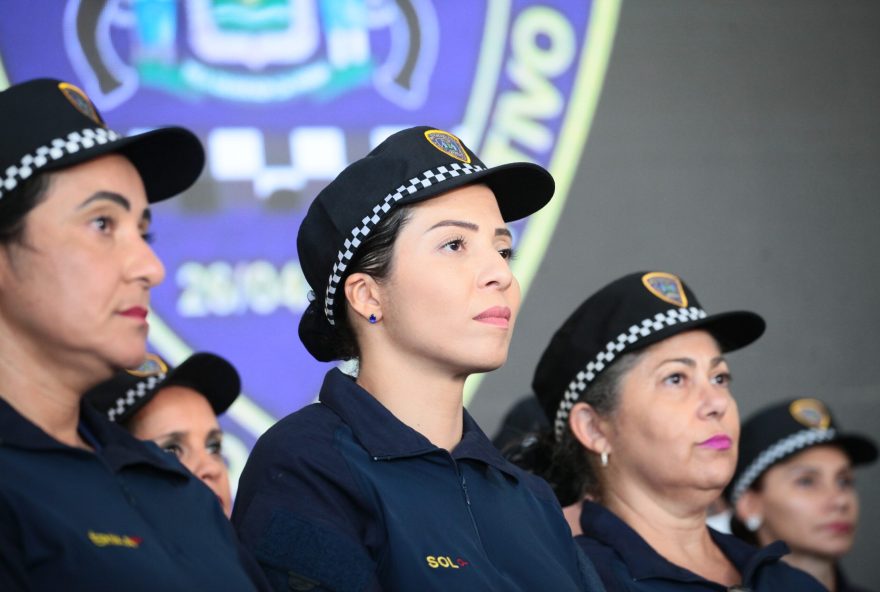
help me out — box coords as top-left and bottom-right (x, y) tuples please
(473, 306), (511, 327)
(699, 435), (732, 450)
(120, 306), (148, 321)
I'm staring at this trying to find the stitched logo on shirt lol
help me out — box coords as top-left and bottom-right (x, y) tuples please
(88, 530), (143, 548)
(426, 555), (469, 569)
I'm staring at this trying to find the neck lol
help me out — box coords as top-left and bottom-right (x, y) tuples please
(782, 553), (837, 591)
(357, 349), (466, 451)
(0, 331), (94, 449)
(603, 480), (738, 585)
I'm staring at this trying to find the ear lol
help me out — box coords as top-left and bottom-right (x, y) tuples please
(734, 489), (763, 523)
(568, 401), (612, 456)
(343, 272), (383, 324)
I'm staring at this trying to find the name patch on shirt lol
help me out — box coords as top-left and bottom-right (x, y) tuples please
(88, 530), (142, 549)
(426, 555), (469, 569)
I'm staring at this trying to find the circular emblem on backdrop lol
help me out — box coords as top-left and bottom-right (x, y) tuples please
(789, 398), (831, 429)
(424, 129), (471, 163)
(0, 0), (622, 492)
(58, 82), (104, 126)
(642, 272), (689, 307)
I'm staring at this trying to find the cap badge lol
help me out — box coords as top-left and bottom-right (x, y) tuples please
(58, 82), (104, 127)
(789, 398), (831, 429)
(126, 353), (168, 378)
(642, 272), (688, 307)
(424, 129), (471, 163)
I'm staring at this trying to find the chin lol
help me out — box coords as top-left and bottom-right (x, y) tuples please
(470, 351), (509, 373)
(111, 347), (148, 371)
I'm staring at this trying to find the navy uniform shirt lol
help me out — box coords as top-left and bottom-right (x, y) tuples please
(575, 500), (826, 591)
(0, 397), (265, 591)
(233, 368), (604, 591)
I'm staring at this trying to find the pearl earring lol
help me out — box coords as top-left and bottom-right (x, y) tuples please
(745, 515), (763, 531)
(600, 451), (609, 467)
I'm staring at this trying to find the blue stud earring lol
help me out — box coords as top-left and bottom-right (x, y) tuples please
(368, 314), (377, 324)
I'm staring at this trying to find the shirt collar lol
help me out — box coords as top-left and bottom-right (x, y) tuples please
(0, 396), (190, 479)
(318, 368), (519, 479)
(579, 500), (789, 584)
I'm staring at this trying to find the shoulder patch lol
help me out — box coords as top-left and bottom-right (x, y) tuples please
(256, 508), (375, 592)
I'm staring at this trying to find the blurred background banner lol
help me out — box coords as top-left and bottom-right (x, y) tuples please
(0, 0), (620, 488)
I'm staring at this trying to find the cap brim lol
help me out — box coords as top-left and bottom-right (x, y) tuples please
(162, 353), (241, 415)
(837, 434), (879, 466)
(396, 161), (555, 222)
(618, 310), (766, 357)
(43, 126), (204, 203)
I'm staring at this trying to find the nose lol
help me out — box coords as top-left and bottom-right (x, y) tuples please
(191, 450), (225, 485)
(828, 484), (855, 513)
(128, 237), (166, 288)
(477, 245), (515, 292)
(698, 379), (733, 421)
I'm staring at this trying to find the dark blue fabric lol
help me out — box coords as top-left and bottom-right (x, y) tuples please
(233, 368), (603, 591)
(576, 500), (827, 591)
(0, 397), (265, 592)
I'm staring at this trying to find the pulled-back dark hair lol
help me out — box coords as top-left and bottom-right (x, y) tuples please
(508, 350), (644, 506)
(0, 173), (52, 245)
(329, 205), (413, 360)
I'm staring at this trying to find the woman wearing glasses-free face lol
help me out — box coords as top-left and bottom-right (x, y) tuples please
(729, 398), (877, 592)
(0, 78), (263, 591)
(233, 127), (604, 592)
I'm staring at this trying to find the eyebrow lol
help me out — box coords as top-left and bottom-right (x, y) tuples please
(78, 191), (152, 223)
(654, 356), (726, 371)
(426, 219), (511, 238)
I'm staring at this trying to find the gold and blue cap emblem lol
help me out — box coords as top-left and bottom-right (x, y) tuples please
(424, 129), (471, 163)
(642, 272), (688, 307)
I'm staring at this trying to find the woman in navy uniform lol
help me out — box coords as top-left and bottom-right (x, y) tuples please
(728, 398), (877, 591)
(86, 352), (243, 518)
(233, 126), (603, 591)
(0, 79), (265, 591)
(519, 271), (827, 591)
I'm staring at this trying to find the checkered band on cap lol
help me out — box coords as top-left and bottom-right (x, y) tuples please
(323, 161), (484, 325)
(553, 306), (708, 439)
(730, 428), (837, 503)
(105, 372), (166, 423)
(0, 127), (121, 199)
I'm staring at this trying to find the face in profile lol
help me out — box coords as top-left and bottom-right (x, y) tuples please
(376, 183), (520, 374)
(0, 154), (163, 372)
(603, 330), (739, 496)
(738, 445), (859, 560)
(127, 385), (233, 517)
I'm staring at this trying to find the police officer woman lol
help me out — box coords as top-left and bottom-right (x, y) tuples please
(728, 398), (878, 592)
(0, 79), (264, 590)
(86, 352), (242, 517)
(522, 271), (827, 590)
(233, 127), (603, 591)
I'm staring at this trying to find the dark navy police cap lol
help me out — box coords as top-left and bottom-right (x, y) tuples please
(0, 78), (204, 203)
(726, 397), (877, 503)
(85, 352), (241, 425)
(533, 271), (765, 440)
(297, 125), (555, 362)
